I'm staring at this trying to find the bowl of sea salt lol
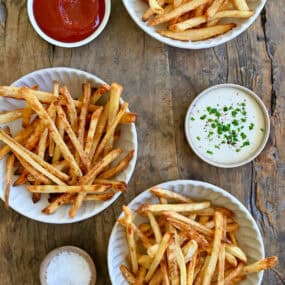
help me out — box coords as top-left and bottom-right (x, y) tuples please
(40, 246), (96, 285)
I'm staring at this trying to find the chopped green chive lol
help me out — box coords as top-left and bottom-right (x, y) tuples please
(191, 117), (195, 121)
(207, 150), (213, 155)
(196, 136), (201, 141)
(249, 123), (254, 130)
(200, 114), (207, 120)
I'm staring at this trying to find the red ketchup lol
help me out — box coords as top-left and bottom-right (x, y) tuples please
(33, 0), (105, 43)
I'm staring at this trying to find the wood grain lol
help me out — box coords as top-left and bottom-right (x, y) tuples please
(0, 0), (284, 284)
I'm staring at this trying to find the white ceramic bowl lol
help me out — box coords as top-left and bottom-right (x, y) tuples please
(108, 180), (265, 285)
(0, 67), (138, 223)
(184, 84), (270, 168)
(122, 0), (267, 49)
(27, 0), (111, 48)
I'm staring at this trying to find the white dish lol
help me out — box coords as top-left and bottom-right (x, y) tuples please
(108, 180), (265, 285)
(185, 84), (270, 168)
(122, 0), (267, 49)
(27, 0), (111, 48)
(0, 67), (138, 224)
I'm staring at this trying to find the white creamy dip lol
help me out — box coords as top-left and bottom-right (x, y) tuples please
(187, 86), (267, 165)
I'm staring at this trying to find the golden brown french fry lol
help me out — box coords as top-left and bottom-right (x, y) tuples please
(226, 223), (239, 232)
(14, 153), (51, 185)
(120, 112), (137, 124)
(0, 129), (68, 185)
(56, 105), (90, 169)
(224, 263), (244, 284)
(194, 3), (206, 16)
(213, 10), (253, 18)
(217, 244), (226, 285)
(13, 169), (29, 186)
(148, 0), (210, 26)
(232, 0), (249, 11)
(142, 0), (165, 21)
(0, 109), (23, 124)
(183, 240), (198, 263)
(105, 83), (122, 154)
(4, 154), (15, 208)
(158, 24), (236, 41)
(93, 179), (127, 191)
(225, 252), (238, 267)
(149, 0), (164, 14)
(145, 232), (172, 282)
(120, 264), (136, 284)
(206, 0), (224, 18)
(243, 256), (278, 274)
(136, 266), (147, 285)
(93, 102), (128, 161)
(206, 18), (220, 26)
(160, 259), (170, 285)
(202, 211), (224, 285)
(24, 121), (46, 151)
(26, 184), (111, 193)
(187, 252), (197, 285)
(228, 232), (237, 245)
(52, 115), (65, 164)
(85, 107), (103, 157)
(99, 149), (134, 179)
(225, 244), (247, 263)
(175, 235), (187, 285)
(149, 269), (163, 285)
(138, 255), (153, 269)
(147, 212), (162, 243)
(22, 87), (82, 177)
(123, 206), (139, 274)
(78, 82), (91, 147)
(167, 227), (179, 285)
(90, 84), (110, 104)
(150, 187), (193, 203)
(84, 192), (115, 201)
(42, 193), (74, 214)
(169, 16), (207, 31)
(138, 202), (210, 214)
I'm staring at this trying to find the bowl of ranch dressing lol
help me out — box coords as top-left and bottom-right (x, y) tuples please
(185, 84), (270, 168)
(40, 246), (96, 285)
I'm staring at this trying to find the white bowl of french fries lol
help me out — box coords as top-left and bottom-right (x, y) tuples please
(0, 67), (137, 223)
(108, 180), (278, 284)
(122, 0), (267, 48)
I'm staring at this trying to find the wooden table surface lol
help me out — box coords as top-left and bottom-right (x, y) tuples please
(0, 0), (284, 284)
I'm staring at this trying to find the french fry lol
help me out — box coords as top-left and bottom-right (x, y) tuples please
(149, 269), (163, 285)
(85, 107), (103, 157)
(169, 16), (207, 31)
(120, 265), (136, 284)
(93, 179), (127, 191)
(232, 0), (249, 11)
(142, 0), (165, 21)
(93, 102), (128, 161)
(183, 240), (198, 263)
(243, 256), (278, 273)
(52, 115), (65, 163)
(4, 154), (15, 208)
(56, 105), (90, 169)
(175, 235), (187, 285)
(22, 87), (82, 177)
(78, 82), (91, 146)
(225, 244), (247, 263)
(187, 252), (197, 285)
(42, 193), (74, 214)
(150, 187), (193, 203)
(145, 232), (172, 282)
(224, 263), (244, 284)
(158, 24), (236, 41)
(148, 0), (210, 26)
(26, 184), (111, 193)
(99, 149), (134, 179)
(136, 266), (147, 285)
(147, 212), (162, 243)
(202, 211), (223, 285)
(225, 252), (238, 267)
(149, 0), (164, 14)
(206, 0), (224, 18)
(138, 202), (210, 214)
(0, 109), (23, 124)
(213, 10), (253, 18)
(120, 112), (137, 124)
(84, 192), (115, 201)
(0, 129), (67, 185)
(90, 84), (110, 104)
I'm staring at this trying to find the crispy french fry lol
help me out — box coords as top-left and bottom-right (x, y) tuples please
(218, 244), (226, 285)
(149, 269), (163, 285)
(138, 202), (210, 214)
(99, 149), (134, 179)
(175, 235), (187, 285)
(26, 184), (111, 193)
(120, 112), (137, 124)
(42, 193), (74, 214)
(90, 84), (110, 104)
(202, 212), (224, 285)
(224, 263), (244, 284)
(0, 109), (23, 124)
(232, 0), (249, 11)
(84, 192), (115, 201)
(183, 240), (198, 263)
(0, 129), (67, 185)
(158, 24), (236, 41)
(22, 87), (82, 177)
(120, 264), (136, 284)
(206, 0), (224, 18)
(169, 16), (207, 31)
(213, 9), (253, 18)
(136, 266), (147, 285)
(93, 178), (127, 191)
(225, 252), (238, 267)
(56, 105), (90, 169)
(148, 0), (210, 26)
(52, 115), (65, 164)
(93, 102), (128, 161)
(85, 107), (103, 157)
(243, 256), (278, 273)
(4, 154), (15, 208)
(138, 255), (153, 269)
(150, 187), (193, 203)
(149, 0), (164, 14)
(187, 252), (197, 285)
(145, 232), (172, 282)
(225, 244), (247, 263)
(142, 0), (165, 21)
(147, 212), (162, 243)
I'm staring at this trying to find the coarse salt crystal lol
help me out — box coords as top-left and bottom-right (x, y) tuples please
(45, 251), (91, 285)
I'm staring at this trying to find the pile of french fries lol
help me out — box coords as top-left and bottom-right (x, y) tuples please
(119, 187), (278, 284)
(143, 0), (255, 41)
(0, 82), (136, 217)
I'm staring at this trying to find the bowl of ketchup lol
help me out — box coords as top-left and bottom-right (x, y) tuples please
(27, 0), (110, 48)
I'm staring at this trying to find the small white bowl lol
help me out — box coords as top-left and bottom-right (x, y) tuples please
(122, 0), (267, 49)
(40, 246), (97, 285)
(27, 0), (111, 48)
(185, 84), (270, 168)
(108, 180), (265, 285)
